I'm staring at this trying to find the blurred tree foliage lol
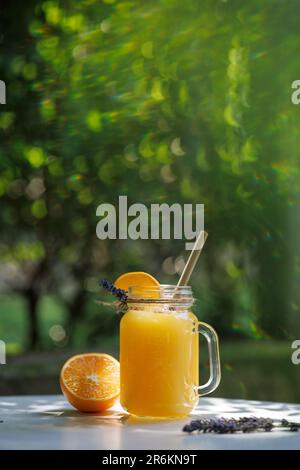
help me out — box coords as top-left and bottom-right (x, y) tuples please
(1, 0), (300, 350)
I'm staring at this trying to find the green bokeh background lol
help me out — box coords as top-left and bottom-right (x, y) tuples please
(1, 0), (300, 401)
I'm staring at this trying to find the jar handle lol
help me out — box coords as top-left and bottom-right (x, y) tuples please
(197, 321), (221, 396)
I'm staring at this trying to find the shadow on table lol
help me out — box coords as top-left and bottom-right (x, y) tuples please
(191, 397), (300, 419)
(13, 397), (186, 427)
(33, 403), (127, 427)
(0, 397), (127, 428)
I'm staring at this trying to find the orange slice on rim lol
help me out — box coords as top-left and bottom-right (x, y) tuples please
(60, 353), (120, 412)
(114, 271), (160, 298)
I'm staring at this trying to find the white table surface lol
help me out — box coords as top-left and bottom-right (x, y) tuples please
(0, 395), (300, 450)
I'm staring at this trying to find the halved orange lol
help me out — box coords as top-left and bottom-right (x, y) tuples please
(60, 353), (120, 412)
(114, 271), (160, 291)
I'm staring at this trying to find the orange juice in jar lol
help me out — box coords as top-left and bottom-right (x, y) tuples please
(120, 285), (220, 418)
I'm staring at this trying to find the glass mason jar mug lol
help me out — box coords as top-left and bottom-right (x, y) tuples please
(120, 285), (221, 418)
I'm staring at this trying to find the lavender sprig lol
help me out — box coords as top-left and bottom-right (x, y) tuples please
(99, 279), (128, 314)
(183, 417), (300, 434)
(281, 419), (300, 432)
(100, 279), (128, 302)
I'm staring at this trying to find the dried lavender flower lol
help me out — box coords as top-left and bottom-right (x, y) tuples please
(99, 279), (128, 314)
(100, 279), (128, 303)
(281, 419), (300, 432)
(183, 416), (299, 434)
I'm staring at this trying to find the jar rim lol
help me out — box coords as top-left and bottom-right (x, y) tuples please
(127, 284), (193, 304)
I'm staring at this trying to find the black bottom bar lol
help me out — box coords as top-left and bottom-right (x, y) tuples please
(0, 450), (299, 465)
